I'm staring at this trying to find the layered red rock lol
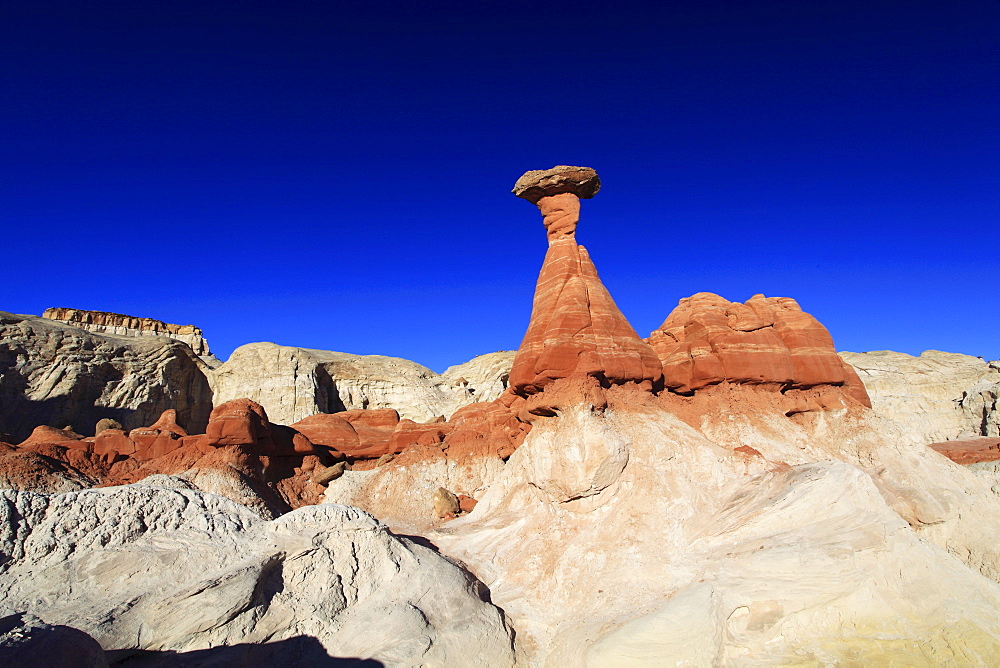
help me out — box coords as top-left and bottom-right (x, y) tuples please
(334, 409), (400, 458)
(647, 292), (870, 408)
(508, 166), (663, 397)
(0, 399), (340, 516)
(290, 413), (359, 456)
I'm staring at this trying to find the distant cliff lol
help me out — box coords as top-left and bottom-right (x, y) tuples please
(42, 307), (212, 357)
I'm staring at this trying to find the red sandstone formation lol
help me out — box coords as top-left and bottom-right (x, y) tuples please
(202, 399), (272, 447)
(1, 165), (886, 517)
(929, 437), (1000, 465)
(0, 400), (338, 514)
(124, 409), (188, 460)
(334, 409), (400, 458)
(508, 166), (663, 398)
(18, 426), (88, 451)
(647, 292), (870, 410)
(290, 413), (359, 456)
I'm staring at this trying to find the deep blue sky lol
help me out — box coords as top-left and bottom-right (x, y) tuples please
(2, 1), (997, 371)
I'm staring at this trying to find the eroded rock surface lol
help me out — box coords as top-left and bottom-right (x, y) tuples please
(433, 392), (1000, 664)
(841, 350), (1000, 444)
(0, 400), (336, 518)
(209, 342), (514, 425)
(509, 167), (662, 396)
(0, 485), (515, 666)
(43, 307), (213, 359)
(0, 312), (213, 442)
(647, 292), (869, 411)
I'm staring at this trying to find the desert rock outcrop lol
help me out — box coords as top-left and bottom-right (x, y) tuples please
(42, 307), (213, 359)
(929, 436), (1000, 465)
(1, 400), (334, 518)
(434, 390), (1000, 663)
(0, 311), (213, 442)
(841, 349), (1000, 444)
(0, 485), (515, 665)
(209, 342), (514, 425)
(647, 292), (869, 410)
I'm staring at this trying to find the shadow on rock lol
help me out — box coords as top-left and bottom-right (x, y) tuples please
(108, 636), (383, 667)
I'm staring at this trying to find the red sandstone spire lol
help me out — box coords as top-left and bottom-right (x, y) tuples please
(508, 166), (663, 396)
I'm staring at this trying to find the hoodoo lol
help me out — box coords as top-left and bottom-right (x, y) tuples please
(508, 166), (663, 396)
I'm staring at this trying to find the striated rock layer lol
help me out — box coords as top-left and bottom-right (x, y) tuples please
(42, 307), (213, 358)
(647, 292), (870, 411)
(0, 485), (515, 666)
(0, 311), (213, 442)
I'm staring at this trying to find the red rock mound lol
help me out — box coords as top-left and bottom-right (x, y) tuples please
(290, 413), (358, 456)
(647, 292), (870, 409)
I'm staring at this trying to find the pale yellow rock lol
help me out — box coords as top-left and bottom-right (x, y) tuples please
(432, 487), (460, 518)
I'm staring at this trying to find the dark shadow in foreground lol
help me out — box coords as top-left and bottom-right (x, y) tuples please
(108, 636), (383, 667)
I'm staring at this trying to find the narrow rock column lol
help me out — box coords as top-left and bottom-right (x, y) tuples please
(512, 165), (600, 244)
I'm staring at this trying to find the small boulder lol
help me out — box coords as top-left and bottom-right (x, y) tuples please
(433, 487), (460, 518)
(312, 461), (348, 486)
(94, 418), (122, 434)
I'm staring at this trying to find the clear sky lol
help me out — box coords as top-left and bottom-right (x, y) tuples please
(2, 1), (997, 372)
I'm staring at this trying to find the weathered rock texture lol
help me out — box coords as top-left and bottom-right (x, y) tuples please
(509, 166), (663, 396)
(841, 350), (1000, 445)
(0, 312), (213, 442)
(324, 167), (1000, 664)
(0, 485), (515, 666)
(647, 292), (869, 411)
(432, 391), (1000, 664)
(324, 166), (669, 530)
(209, 343), (515, 426)
(42, 307), (212, 358)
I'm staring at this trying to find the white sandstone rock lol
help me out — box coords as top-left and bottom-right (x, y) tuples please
(0, 485), (515, 666)
(209, 342), (514, 425)
(427, 399), (1000, 665)
(0, 311), (214, 440)
(841, 349), (1000, 444)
